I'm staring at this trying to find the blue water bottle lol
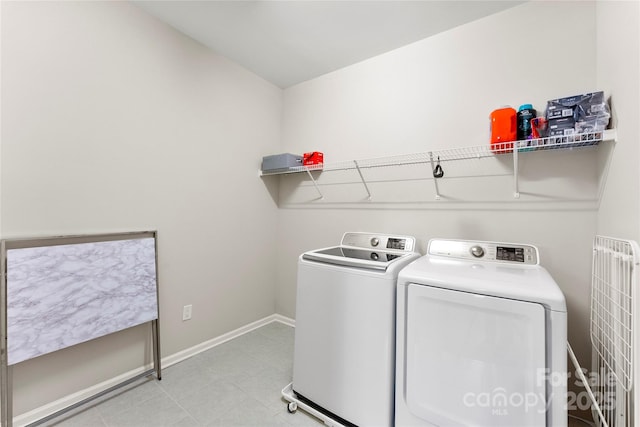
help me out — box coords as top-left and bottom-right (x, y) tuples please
(517, 104), (536, 151)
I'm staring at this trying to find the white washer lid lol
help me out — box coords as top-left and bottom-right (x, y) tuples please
(398, 255), (567, 312)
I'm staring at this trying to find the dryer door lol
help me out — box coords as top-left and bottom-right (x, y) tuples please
(404, 284), (547, 426)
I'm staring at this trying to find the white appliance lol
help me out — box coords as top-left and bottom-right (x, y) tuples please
(395, 239), (567, 427)
(292, 232), (420, 426)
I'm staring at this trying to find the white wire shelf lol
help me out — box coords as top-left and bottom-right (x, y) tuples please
(259, 129), (616, 200)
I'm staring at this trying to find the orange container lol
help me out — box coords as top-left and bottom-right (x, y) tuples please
(490, 107), (517, 153)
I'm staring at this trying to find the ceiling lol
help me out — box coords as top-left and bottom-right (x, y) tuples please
(133, 1), (525, 88)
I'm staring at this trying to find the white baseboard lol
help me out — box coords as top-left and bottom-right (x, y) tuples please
(272, 313), (295, 328)
(14, 314), (296, 427)
(161, 313), (294, 367)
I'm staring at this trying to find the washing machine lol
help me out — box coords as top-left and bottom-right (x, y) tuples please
(292, 232), (420, 426)
(395, 239), (567, 427)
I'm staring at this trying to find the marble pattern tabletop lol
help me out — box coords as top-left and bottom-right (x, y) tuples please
(6, 237), (158, 365)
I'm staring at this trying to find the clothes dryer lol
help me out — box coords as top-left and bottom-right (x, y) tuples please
(395, 239), (567, 427)
(292, 232), (420, 426)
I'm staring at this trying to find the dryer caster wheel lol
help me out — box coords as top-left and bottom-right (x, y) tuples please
(287, 402), (297, 413)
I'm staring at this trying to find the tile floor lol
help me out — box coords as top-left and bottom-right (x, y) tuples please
(41, 322), (321, 427)
(36, 321), (592, 427)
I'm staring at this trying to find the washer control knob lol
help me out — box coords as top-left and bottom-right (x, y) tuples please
(370, 237), (380, 247)
(371, 252), (379, 261)
(470, 245), (485, 258)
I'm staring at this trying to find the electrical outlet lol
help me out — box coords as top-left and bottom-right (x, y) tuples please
(182, 304), (193, 321)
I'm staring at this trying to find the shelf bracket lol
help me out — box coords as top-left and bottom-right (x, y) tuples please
(513, 142), (520, 199)
(353, 160), (372, 200)
(304, 167), (324, 199)
(428, 152), (441, 200)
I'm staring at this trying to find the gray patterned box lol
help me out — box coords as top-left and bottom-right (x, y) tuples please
(261, 153), (302, 172)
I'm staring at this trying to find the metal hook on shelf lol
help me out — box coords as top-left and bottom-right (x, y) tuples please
(433, 156), (444, 178)
(428, 152), (442, 200)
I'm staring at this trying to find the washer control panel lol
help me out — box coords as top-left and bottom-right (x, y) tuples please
(428, 239), (538, 265)
(341, 232), (416, 253)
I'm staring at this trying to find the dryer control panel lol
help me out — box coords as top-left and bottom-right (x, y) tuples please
(428, 239), (539, 265)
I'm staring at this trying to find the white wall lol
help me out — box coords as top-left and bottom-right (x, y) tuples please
(2, 0), (638, 421)
(277, 0), (601, 376)
(1, 1), (281, 415)
(596, 0), (640, 241)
